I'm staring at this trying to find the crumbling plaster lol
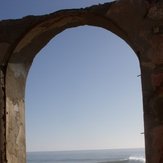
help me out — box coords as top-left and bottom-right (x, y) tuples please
(0, 0), (163, 163)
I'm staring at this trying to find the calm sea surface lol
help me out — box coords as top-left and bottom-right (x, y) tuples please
(27, 148), (145, 163)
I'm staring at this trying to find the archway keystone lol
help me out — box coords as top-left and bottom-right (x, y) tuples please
(0, 1), (163, 163)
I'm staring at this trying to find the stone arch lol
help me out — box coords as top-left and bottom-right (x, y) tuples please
(5, 3), (141, 162)
(1, 0), (163, 163)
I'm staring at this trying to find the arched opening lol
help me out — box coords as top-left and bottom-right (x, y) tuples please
(25, 26), (145, 162)
(3, 1), (163, 162)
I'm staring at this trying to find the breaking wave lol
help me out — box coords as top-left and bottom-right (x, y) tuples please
(99, 156), (145, 163)
(129, 156), (145, 162)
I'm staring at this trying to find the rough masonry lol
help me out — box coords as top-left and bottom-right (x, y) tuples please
(0, 0), (163, 162)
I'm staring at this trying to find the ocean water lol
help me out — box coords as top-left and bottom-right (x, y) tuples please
(27, 148), (145, 163)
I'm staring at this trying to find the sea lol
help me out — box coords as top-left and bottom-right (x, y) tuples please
(27, 148), (145, 163)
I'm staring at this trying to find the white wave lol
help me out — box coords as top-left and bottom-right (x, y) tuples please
(129, 156), (145, 162)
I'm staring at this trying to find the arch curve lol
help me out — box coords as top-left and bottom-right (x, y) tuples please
(9, 2), (132, 65)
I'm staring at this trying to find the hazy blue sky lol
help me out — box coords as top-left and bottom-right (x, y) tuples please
(1, 1), (144, 152)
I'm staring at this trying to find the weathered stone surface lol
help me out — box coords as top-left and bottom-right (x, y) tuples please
(0, 0), (163, 163)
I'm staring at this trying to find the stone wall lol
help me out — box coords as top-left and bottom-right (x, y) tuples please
(0, 0), (163, 162)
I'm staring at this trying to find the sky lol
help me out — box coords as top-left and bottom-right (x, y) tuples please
(0, 1), (144, 152)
